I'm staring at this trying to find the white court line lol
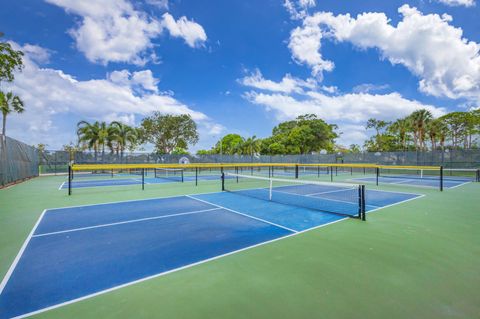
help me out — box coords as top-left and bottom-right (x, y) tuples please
(366, 194), (425, 214)
(305, 188), (354, 196)
(58, 182), (65, 190)
(350, 178), (440, 190)
(270, 189), (380, 209)
(0, 188), (426, 319)
(33, 208), (222, 238)
(447, 181), (471, 189)
(0, 210), (47, 294)
(185, 195), (298, 233)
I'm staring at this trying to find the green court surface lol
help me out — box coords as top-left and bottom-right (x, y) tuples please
(1, 174), (479, 319)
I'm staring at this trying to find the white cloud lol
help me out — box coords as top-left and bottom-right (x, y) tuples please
(245, 90), (445, 123)
(289, 5), (480, 101)
(436, 0), (475, 7)
(45, 0), (207, 65)
(284, 0), (316, 20)
(242, 72), (446, 146)
(352, 83), (389, 94)
(19, 43), (52, 64)
(160, 13), (207, 48)
(239, 69), (317, 94)
(146, 0), (169, 10)
(4, 43), (221, 149)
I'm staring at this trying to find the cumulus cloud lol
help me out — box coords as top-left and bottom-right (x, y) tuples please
(352, 83), (389, 94)
(240, 70), (446, 146)
(160, 13), (207, 48)
(146, 0), (169, 9)
(45, 0), (207, 65)
(239, 69), (317, 94)
(436, 0), (475, 7)
(4, 42), (222, 148)
(245, 90), (445, 123)
(289, 5), (480, 101)
(284, 0), (316, 20)
(19, 43), (52, 64)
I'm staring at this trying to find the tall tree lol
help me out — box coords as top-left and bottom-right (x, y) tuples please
(388, 117), (411, 151)
(0, 33), (24, 84)
(213, 134), (244, 155)
(409, 109), (433, 150)
(77, 121), (115, 161)
(0, 91), (24, 136)
(110, 121), (137, 159)
(140, 113), (198, 154)
(365, 118), (391, 151)
(240, 136), (261, 156)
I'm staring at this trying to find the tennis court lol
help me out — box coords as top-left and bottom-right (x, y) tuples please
(351, 167), (479, 189)
(0, 175), (420, 319)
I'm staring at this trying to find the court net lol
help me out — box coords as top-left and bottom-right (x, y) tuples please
(154, 168), (184, 182)
(378, 167), (480, 182)
(222, 173), (366, 220)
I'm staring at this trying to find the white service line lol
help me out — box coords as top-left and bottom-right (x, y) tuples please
(270, 189), (380, 209)
(33, 208), (222, 238)
(305, 188), (353, 196)
(185, 195), (298, 233)
(58, 182), (65, 190)
(0, 210), (47, 294)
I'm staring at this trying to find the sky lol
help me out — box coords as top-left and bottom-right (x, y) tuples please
(1, 0), (479, 151)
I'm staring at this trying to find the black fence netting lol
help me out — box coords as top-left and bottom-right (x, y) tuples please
(37, 149), (480, 176)
(0, 136), (39, 187)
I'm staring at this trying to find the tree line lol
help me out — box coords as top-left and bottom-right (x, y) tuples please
(360, 109), (480, 153)
(197, 114), (338, 155)
(74, 112), (198, 158)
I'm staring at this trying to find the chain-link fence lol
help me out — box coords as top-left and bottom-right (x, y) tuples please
(37, 149), (480, 175)
(0, 136), (39, 187)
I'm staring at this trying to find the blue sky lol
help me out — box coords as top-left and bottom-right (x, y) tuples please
(1, 0), (479, 151)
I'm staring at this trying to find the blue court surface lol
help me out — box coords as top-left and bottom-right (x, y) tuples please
(0, 188), (421, 319)
(351, 176), (470, 188)
(60, 174), (224, 189)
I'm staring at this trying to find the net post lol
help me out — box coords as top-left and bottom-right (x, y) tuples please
(351, 167), (353, 175)
(330, 166), (333, 182)
(335, 166), (338, 176)
(142, 168), (145, 190)
(317, 166), (320, 178)
(295, 164), (299, 179)
(111, 169), (113, 178)
(361, 185), (366, 221)
(376, 167), (379, 186)
(195, 167), (198, 186)
(476, 169), (480, 182)
(440, 166), (443, 191)
(68, 164), (72, 196)
(181, 169), (184, 183)
(221, 172), (225, 191)
(269, 179), (273, 200)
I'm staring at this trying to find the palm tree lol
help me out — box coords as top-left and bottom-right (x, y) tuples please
(0, 91), (24, 137)
(427, 119), (447, 150)
(388, 117), (411, 151)
(409, 109), (433, 150)
(110, 121), (137, 160)
(77, 121), (114, 162)
(241, 136), (260, 156)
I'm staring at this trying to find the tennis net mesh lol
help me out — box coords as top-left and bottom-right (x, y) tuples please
(154, 168), (184, 182)
(222, 173), (366, 220)
(378, 167), (479, 182)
